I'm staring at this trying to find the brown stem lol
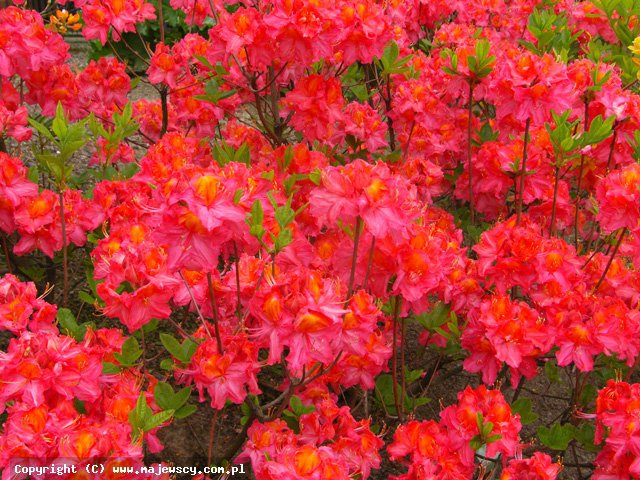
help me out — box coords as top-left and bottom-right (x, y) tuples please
(107, 35), (150, 68)
(403, 121), (415, 162)
(515, 117), (531, 225)
(250, 76), (278, 147)
(156, 0), (165, 44)
(467, 82), (475, 224)
(594, 228), (626, 292)
(167, 314), (197, 342)
(267, 65), (284, 145)
(512, 377), (525, 403)
(574, 100), (590, 248)
(581, 232), (610, 269)
(392, 296), (403, 420)
(160, 87), (169, 138)
(58, 190), (68, 307)
(584, 222), (598, 255)
(605, 125), (618, 174)
(140, 327), (147, 374)
(2, 233), (12, 274)
(233, 242), (242, 322)
(362, 64), (376, 109)
(346, 216), (363, 304)
(400, 315), (406, 418)
(178, 270), (214, 339)
(207, 408), (220, 466)
(206, 272), (224, 353)
(218, 412), (255, 462)
(385, 76), (396, 151)
(363, 236), (376, 292)
(549, 164), (560, 236)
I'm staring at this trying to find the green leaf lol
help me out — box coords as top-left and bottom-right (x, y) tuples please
(52, 103), (69, 139)
(584, 114), (615, 145)
(380, 40), (413, 75)
(129, 392), (153, 441)
(511, 397), (538, 425)
(28, 117), (55, 141)
(160, 358), (174, 371)
(404, 368), (423, 384)
(537, 423), (576, 451)
(113, 336), (142, 366)
(382, 41), (399, 70)
(142, 318), (159, 334)
(74, 399), (87, 414)
(57, 308), (87, 341)
(290, 395), (304, 415)
(416, 302), (450, 331)
(375, 374), (398, 414)
(146, 409), (175, 430)
(27, 165), (40, 184)
(160, 333), (186, 362)
(408, 396), (431, 409)
(102, 362), (121, 374)
(174, 404), (197, 419)
(154, 382), (192, 410)
(261, 170), (275, 181)
(274, 227), (293, 251)
(470, 434), (483, 451)
(248, 210), (266, 240)
(544, 361), (561, 383)
(234, 143), (251, 164)
(351, 84), (370, 101)
(476, 412), (485, 431)
(282, 410), (300, 432)
(482, 421), (494, 437)
(36, 153), (64, 181)
(197, 79), (237, 105)
(18, 265), (46, 282)
(574, 423), (598, 452)
(283, 173), (309, 196)
(159, 333), (197, 364)
(579, 383), (598, 406)
(442, 66), (459, 76)
(308, 168), (322, 185)
(193, 54), (214, 69)
(135, 392), (152, 424)
(247, 199), (264, 227)
(154, 382), (176, 410)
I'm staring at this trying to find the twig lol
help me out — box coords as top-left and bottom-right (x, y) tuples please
(2, 233), (12, 274)
(363, 236), (376, 292)
(207, 408), (220, 466)
(178, 270), (214, 339)
(58, 190), (68, 307)
(516, 117), (531, 225)
(206, 272), (224, 353)
(467, 82), (475, 224)
(346, 216), (363, 304)
(594, 228), (626, 292)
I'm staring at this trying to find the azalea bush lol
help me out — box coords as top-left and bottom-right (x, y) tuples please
(3, 0), (640, 479)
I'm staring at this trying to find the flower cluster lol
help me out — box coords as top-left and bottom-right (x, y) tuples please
(388, 386), (560, 479)
(0, 153), (104, 258)
(593, 381), (640, 479)
(240, 390), (383, 479)
(3, 0), (640, 477)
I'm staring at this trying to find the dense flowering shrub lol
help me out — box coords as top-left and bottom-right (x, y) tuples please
(1, 0), (640, 478)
